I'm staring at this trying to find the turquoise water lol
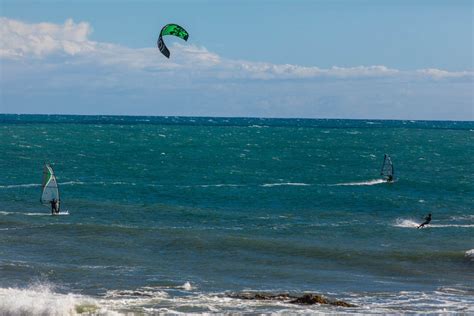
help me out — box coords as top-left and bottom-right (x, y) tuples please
(1, 115), (473, 314)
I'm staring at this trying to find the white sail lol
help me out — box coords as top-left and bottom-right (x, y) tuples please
(380, 154), (394, 180)
(41, 164), (60, 210)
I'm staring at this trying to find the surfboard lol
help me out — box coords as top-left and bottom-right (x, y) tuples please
(51, 211), (69, 216)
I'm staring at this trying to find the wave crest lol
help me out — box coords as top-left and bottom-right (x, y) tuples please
(0, 283), (101, 315)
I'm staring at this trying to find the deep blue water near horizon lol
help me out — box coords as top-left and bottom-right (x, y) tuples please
(0, 115), (473, 314)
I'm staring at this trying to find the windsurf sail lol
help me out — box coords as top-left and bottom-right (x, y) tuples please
(41, 163), (60, 211)
(380, 154), (394, 181)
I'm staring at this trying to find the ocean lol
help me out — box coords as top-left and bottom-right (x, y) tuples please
(0, 114), (473, 314)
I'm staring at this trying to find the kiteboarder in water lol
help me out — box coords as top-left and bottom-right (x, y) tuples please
(417, 213), (432, 229)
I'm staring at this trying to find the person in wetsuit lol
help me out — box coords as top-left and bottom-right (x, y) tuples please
(50, 198), (59, 215)
(417, 213), (431, 229)
(386, 174), (393, 182)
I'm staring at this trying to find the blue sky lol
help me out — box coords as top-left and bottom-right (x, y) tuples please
(1, 0), (473, 119)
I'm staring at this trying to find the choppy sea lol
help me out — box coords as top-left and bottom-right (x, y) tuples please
(0, 115), (473, 314)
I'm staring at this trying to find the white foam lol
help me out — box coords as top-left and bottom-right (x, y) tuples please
(332, 179), (386, 186)
(429, 224), (474, 228)
(394, 219), (474, 229)
(59, 181), (85, 186)
(394, 219), (419, 228)
(450, 215), (474, 221)
(0, 183), (41, 189)
(182, 282), (193, 291)
(261, 183), (311, 187)
(465, 249), (474, 261)
(1, 283), (473, 314)
(199, 184), (244, 188)
(347, 288), (474, 314)
(53, 211), (70, 216)
(0, 181), (85, 189)
(0, 283), (112, 316)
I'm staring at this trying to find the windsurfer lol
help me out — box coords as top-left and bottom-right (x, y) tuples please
(50, 198), (59, 214)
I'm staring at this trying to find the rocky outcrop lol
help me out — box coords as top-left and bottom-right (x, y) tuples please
(289, 293), (356, 307)
(227, 292), (356, 307)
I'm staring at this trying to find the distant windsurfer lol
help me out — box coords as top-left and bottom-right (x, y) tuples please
(381, 154), (394, 183)
(50, 198), (59, 215)
(417, 213), (431, 229)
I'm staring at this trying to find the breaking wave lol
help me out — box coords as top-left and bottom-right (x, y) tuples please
(0, 283), (107, 316)
(465, 249), (474, 261)
(1, 283), (473, 315)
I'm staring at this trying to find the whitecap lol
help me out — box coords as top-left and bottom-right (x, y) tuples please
(261, 183), (311, 187)
(429, 224), (474, 228)
(465, 249), (474, 261)
(59, 181), (85, 186)
(0, 283), (104, 316)
(199, 184), (243, 188)
(331, 179), (386, 186)
(182, 282), (193, 291)
(0, 183), (41, 189)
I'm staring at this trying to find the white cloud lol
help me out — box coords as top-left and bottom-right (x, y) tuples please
(1, 18), (473, 120)
(0, 18), (95, 58)
(2, 17), (471, 81)
(416, 68), (473, 79)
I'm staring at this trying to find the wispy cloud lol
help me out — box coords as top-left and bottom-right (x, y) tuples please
(2, 17), (471, 81)
(1, 18), (473, 119)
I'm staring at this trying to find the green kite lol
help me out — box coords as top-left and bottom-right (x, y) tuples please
(157, 24), (189, 58)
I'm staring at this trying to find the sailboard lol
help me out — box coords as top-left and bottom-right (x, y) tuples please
(380, 154), (394, 182)
(41, 163), (68, 215)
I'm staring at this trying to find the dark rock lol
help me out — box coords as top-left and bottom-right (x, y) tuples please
(290, 293), (356, 307)
(227, 292), (356, 308)
(228, 292), (294, 301)
(290, 293), (330, 305)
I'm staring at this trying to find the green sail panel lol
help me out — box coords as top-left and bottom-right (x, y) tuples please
(41, 164), (60, 209)
(157, 24), (189, 58)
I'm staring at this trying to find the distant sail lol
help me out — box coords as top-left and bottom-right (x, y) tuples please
(380, 154), (394, 180)
(41, 164), (60, 210)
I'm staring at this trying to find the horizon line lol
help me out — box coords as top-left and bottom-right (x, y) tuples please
(1, 113), (473, 123)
